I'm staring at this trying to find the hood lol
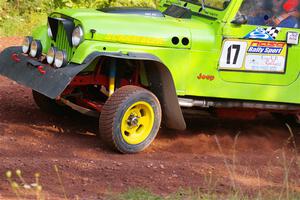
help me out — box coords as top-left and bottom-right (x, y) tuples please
(52, 8), (200, 49)
(99, 7), (164, 17)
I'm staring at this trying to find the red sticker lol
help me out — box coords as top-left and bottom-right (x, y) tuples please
(197, 73), (215, 81)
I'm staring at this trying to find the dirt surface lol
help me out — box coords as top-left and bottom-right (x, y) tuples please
(1, 38), (300, 199)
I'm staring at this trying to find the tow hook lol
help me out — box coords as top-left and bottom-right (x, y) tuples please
(11, 53), (21, 63)
(37, 66), (46, 75)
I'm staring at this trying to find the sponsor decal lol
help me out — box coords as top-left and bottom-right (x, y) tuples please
(247, 41), (285, 55)
(287, 31), (299, 45)
(245, 55), (285, 72)
(219, 39), (287, 73)
(247, 47), (283, 54)
(103, 34), (165, 46)
(244, 27), (281, 40)
(197, 73), (215, 81)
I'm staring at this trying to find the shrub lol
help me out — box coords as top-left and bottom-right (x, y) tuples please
(0, 0), (158, 36)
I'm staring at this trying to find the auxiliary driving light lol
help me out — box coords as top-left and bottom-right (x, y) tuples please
(22, 36), (33, 54)
(30, 40), (43, 58)
(46, 47), (57, 64)
(54, 50), (67, 68)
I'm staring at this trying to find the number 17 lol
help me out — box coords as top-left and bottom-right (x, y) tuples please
(227, 45), (241, 65)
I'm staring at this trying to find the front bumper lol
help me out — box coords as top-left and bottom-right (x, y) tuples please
(0, 46), (93, 99)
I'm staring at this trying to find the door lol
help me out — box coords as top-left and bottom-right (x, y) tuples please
(220, 0), (300, 86)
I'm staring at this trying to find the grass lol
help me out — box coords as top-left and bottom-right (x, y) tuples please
(5, 169), (44, 200)
(110, 187), (300, 200)
(0, 12), (47, 37)
(5, 165), (71, 200)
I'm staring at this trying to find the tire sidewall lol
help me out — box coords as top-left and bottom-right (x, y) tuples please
(112, 91), (161, 153)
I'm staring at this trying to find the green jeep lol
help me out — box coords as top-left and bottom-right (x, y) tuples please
(1, 0), (300, 153)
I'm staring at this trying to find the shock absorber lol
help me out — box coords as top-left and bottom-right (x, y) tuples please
(109, 58), (117, 96)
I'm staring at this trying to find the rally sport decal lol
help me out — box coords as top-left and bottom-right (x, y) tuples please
(244, 27), (281, 40)
(219, 39), (287, 73)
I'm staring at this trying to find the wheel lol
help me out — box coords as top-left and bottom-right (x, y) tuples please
(99, 85), (162, 154)
(32, 90), (65, 115)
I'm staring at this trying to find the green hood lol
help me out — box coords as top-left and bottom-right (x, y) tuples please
(54, 8), (196, 49)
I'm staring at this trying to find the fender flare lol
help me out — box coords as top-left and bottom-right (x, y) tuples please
(86, 51), (187, 131)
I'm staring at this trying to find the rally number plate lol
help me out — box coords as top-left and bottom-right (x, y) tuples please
(219, 39), (287, 73)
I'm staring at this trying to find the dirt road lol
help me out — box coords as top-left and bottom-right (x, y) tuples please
(0, 38), (300, 199)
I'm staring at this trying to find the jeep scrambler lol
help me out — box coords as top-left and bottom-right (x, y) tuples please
(1, 0), (300, 153)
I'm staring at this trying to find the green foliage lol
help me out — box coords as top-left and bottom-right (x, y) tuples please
(52, 0), (158, 8)
(116, 188), (163, 200)
(109, 187), (300, 200)
(0, 0), (158, 37)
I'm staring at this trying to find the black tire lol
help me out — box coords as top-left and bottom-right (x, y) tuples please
(99, 85), (162, 154)
(32, 90), (65, 115)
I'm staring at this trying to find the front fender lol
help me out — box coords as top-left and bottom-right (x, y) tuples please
(0, 46), (186, 130)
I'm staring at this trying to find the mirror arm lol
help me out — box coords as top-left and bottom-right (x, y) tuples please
(231, 15), (248, 25)
(201, 0), (206, 10)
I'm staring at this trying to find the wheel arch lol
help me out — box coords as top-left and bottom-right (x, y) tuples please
(143, 60), (187, 131)
(84, 51), (186, 131)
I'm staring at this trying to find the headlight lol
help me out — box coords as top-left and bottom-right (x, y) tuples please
(54, 50), (67, 68)
(22, 36), (33, 54)
(46, 47), (57, 64)
(48, 24), (53, 39)
(72, 26), (84, 47)
(30, 40), (43, 58)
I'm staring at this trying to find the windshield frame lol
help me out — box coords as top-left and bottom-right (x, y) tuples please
(181, 0), (231, 11)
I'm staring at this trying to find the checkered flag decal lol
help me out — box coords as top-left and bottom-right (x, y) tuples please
(265, 27), (281, 39)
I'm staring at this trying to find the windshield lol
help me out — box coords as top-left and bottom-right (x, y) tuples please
(182, 0), (231, 10)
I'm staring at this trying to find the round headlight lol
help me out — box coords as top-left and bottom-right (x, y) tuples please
(46, 47), (57, 64)
(54, 50), (67, 68)
(48, 24), (53, 39)
(72, 26), (84, 47)
(30, 40), (43, 58)
(22, 36), (33, 54)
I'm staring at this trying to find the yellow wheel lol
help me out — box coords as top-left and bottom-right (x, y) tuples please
(99, 86), (162, 154)
(121, 101), (155, 145)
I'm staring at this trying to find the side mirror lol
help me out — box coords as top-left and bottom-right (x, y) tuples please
(231, 15), (248, 25)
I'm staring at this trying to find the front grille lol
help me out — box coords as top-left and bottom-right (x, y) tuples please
(55, 23), (73, 61)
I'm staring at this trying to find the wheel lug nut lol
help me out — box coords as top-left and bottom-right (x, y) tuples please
(127, 115), (139, 127)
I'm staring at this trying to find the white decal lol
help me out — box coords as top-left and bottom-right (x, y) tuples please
(287, 32), (299, 45)
(245, 55), (285, 72)
(219, 41), (248, 69)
